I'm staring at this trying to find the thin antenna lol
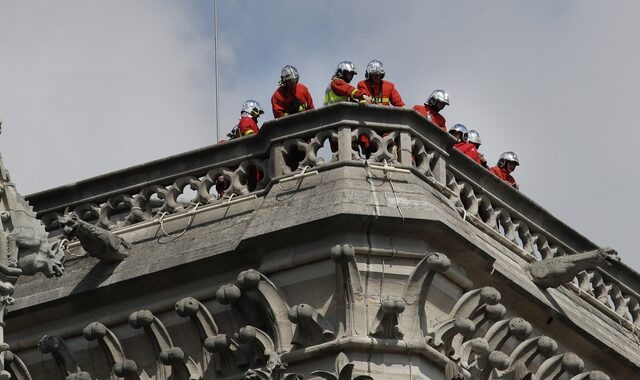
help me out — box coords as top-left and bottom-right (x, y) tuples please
(213, 0), (220, 141)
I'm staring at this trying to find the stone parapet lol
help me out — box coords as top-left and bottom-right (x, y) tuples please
(24, 104), (640, 332)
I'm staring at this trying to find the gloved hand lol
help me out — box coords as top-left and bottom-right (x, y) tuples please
(479, 153), (488, 167)
(360, 95), (373, 104)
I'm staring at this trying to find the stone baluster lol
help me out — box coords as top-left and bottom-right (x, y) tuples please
(608, 284), (628, 317)
(517, 223), (536, 257)
(497, 209), (518, 245)
(397, 130), (413, 166)
(459, 184), (479, 218)
(431, 150), (447, 185)
(478, 196), (499, 230)
(269, 142), (286, 178)
(628, 296), (640, 327)
(589, 272), (611, 305)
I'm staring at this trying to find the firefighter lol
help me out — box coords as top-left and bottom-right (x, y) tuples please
(467, 130), (488, 167)
(413, 89), (449, 131)
(217, 100), (265, 197)
(324, 61), (371, 105)
(232, 100), (264, 138)
(271, 65), (315, 118)
(357, 60), (405, 107)
(355, 60), (404, 157)
(489, 151), (520, 189)
(450, 124), (483, 165)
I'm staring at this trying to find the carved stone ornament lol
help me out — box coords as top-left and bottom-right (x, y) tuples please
(369, 295), (405, 339)
(0, 175), (64, 280)
(311, 352), (373, 380)
(58, 212), (131, 263)
(526, 248), (620, 288)
(288, 304), (336, 348)
(37, 335), (92, 380)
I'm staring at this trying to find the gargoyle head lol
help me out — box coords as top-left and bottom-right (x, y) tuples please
(596, 247), (620, 266)
(57, 213), (79, 240)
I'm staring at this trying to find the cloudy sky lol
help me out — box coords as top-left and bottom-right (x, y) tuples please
(0, 1), (638, 271)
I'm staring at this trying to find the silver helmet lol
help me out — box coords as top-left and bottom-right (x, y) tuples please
(467, 130), (481, 145)
(241, 100), (264, 117)
(498, 151), (520, 167)
(280, 65), (300, 82)
(365, 59), (385, 79)
(449, 124), (468, 141)
(335, 61), (357, 78)
(427, 89), (450, 106)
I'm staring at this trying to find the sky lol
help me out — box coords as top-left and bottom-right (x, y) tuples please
(0, 1), (639, 271)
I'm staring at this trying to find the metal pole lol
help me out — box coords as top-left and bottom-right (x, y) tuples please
(213, 0), (220, 141)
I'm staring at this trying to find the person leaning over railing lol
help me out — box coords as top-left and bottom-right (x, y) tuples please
(221, 100), (264, 142)
(413, 89), (449, 131)
(489, 152), (520, 190)
(467, 130), (488, 167)
(216, 100), (266, 198)
(449, 124), (483, 166)
(324, 61), (372, 106)
(235, 100), (264, 138)
(356, 60), (406, 158)
(357, 60), (405, 107)
(271, 65), (315, 119)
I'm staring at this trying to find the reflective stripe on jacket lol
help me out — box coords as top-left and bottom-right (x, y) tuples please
(271, 83), (315, 118)
(324, 78), (362, 105)
(238, 115), (259, 136)
(357, 79), (405, 107)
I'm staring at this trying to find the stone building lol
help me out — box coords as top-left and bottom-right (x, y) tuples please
(1, 104), (638, 379)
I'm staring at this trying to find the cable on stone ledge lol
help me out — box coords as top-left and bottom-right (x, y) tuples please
(277, 165), (311, 192)
(157, 202), (201, 244)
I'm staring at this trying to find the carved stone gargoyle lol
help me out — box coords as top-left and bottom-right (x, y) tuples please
(526, 248), (620, 288)
(58, 213), (131, 263)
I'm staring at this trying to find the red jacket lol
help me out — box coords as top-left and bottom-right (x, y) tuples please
(325, 78), (366, 104)
(238, 115), (259, 136)
(489, 166), (518, 189)
(413, 104), (446, 131)
(271, 83), (315, 118)
(454, 142), (482, 164)
(357, 80), (405, 106)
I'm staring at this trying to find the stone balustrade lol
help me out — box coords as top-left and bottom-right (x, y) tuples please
(25, 103), (640, 331)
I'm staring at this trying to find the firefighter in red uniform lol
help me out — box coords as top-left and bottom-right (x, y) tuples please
(450, 124), (483, 165)
(271, 65), (314, 118)
(489, 151), (520, 189)
(236, 100), (264, 137)
(413, 89), (449, 131)
(324, 61), (371, 105)
(217, 100), (265, 198)
(357, 60), (405, 107)
(356, 60), (404, 157)
(467, 130), (488, 167)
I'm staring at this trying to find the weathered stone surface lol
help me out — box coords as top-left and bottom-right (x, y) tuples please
(1, 105), (637, 379)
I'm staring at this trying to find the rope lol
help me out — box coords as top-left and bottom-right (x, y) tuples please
(277, 166), (311, 192)
(386, 165), (406, 222)
(365, 160), (406, 221)
(156, 202), (201, 244)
